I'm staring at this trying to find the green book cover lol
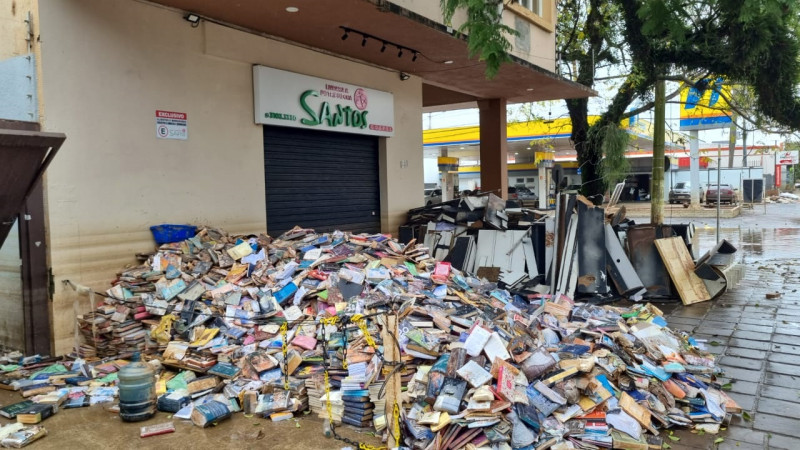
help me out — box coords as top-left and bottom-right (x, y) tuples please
(0, 400), (34, 419)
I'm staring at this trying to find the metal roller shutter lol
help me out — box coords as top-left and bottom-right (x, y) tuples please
(263, 126), (381, 236)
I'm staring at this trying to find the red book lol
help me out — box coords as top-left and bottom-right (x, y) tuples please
(140, 422), (175, 438)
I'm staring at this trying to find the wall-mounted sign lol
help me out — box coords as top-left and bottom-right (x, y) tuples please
(253, 66), (394, 137)
(777, 150), (798, 165)
(156, 110), (187, 140)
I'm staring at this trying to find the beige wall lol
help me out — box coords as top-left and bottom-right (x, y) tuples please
(38, 0), (423, 355)
(394, 0), (556, 72)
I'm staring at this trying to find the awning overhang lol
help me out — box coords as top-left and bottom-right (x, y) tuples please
(146, 0), (595, 107)
(0, 127), (66, 247)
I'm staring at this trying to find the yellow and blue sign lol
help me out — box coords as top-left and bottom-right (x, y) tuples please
(679, 78), (732, 131)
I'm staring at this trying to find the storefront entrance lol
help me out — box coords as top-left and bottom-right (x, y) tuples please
(263, 126), (381, 235)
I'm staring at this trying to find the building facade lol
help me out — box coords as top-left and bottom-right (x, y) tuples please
(0, 0), (591, 355)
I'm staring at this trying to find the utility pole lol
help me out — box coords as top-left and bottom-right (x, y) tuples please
(690, 130), (700, 207)
(651, 79), (666, 225)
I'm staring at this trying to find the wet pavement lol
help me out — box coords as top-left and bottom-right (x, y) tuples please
(0, 203), (796, 450)
(654, 202), (800, 449)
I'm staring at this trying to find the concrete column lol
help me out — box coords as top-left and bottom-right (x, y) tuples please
(439, 147), (457, 201)
(478, 98), (508, 199)
(538, 165), (549, 209)
(690, 130), (700, 206)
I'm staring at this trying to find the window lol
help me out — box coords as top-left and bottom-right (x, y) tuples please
(516, 178), (525, 183)
(518, 0), (542, 16)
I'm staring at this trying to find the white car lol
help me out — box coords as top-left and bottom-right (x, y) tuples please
(424, 188), (442, 206)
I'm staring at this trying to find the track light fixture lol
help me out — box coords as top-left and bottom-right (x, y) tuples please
(339, 26), (422, 63)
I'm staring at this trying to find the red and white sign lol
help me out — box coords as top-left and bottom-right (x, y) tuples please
(777, 151), (798, 165)
(156, 110), (188, 140)
(775, 165), (782, 187)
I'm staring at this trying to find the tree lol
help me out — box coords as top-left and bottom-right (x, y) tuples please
(440, 0), (518, 79)
(559, 0), (800, 200)
(442, 0), (800, 200)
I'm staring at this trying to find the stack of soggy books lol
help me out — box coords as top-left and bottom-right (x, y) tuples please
(340, 362), (374, 428)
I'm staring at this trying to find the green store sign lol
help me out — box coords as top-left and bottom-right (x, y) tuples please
(298, 90), (369, 130)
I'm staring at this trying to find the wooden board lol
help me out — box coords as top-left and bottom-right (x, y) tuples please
(382, 314), (402, 449)
(654, 237), (711, 305)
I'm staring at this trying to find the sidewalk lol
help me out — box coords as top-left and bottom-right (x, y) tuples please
(657, 219), (800, 449)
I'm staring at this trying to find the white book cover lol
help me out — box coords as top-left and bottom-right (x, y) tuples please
(463, 326), (491, 357)
(482, 332), (511, 362)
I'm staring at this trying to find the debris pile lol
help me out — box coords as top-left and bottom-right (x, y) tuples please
(0, 211), (739, 448)
(767, 192), (800, 203)
(405, 192), (737, 305)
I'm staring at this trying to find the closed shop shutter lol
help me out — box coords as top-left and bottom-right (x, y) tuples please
(263, 125), (381, 236)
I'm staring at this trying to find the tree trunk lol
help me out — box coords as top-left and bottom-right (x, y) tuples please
(727, 114), (737, 168)
(567, 98), (604, 204)
(651, 79), (666, 225)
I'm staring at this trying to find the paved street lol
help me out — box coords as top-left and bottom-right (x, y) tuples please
(652, 203), (800, 449)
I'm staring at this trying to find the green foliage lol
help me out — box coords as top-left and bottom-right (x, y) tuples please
(440, 0), (518, 79)
(593, 122), (630, 185)
(556, 0), (800, 197)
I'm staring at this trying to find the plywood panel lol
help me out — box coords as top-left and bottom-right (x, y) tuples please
(0, 222), (24, 351)
(655, 237), (710, 305)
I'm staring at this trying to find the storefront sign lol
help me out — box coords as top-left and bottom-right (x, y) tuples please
(156, 110), (188, 140)
(253, 66), (394, 137)
(679, 77), (732, 131)
(777, 150), (798, 165)
(775, 165), (782, 187)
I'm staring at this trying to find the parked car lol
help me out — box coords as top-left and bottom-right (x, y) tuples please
(515, 186), (538, 201)
(669, 182), (705, 204)
(705, 184), (737, 205)
(424, 188), (442, 206)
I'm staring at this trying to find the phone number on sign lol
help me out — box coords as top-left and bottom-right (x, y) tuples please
(369, 124), (393, 132)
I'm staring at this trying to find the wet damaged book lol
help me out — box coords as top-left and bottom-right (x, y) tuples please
(0, 425), (47, 448)
(0, 401), (35, 419)
(16, 403), (55, 424)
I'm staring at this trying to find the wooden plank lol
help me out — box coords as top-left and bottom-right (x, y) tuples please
(383, 314), (403, 449)
(654, 237), (711, 305)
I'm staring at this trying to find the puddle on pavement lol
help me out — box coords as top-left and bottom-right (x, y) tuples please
(695, 227), (800, 263)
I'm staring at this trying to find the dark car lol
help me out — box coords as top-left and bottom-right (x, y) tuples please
(706, 184), (736, 205)
(669, 182), (705, 204)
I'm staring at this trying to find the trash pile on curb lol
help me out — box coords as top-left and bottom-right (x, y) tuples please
(767, 192), (800, 203)
(0, 194), (743, 448)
